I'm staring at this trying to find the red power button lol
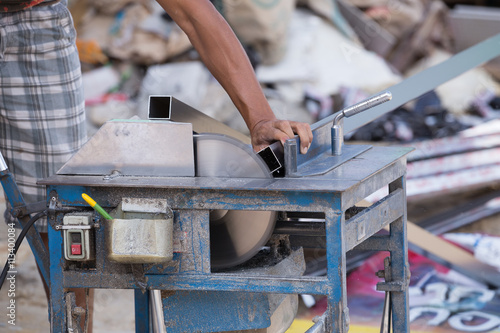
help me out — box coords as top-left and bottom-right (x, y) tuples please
(71, 244), (82, 255)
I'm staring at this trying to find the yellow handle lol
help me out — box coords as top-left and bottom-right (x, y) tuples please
(82, 193), (96, 207)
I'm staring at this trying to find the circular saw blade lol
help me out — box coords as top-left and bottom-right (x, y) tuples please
(194, 134), (276, 269)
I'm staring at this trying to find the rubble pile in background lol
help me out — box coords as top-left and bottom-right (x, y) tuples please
(70, 0), (500, 137)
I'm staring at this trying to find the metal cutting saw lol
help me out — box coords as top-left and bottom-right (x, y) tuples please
(1, 33), (499, 333)
(20, 91), (411, 333)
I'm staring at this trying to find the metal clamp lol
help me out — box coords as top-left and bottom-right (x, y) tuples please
(331, 91), (392, 156)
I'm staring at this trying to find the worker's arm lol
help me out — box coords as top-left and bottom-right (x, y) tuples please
(156, 0), (312, 153)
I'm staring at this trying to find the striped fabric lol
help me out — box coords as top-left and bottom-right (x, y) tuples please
(0, 0), (87, 231)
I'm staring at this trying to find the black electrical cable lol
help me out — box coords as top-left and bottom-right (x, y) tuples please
(0, 210), (47, 290)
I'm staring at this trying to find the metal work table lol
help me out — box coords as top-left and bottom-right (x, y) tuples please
(39, 145), (412, 332)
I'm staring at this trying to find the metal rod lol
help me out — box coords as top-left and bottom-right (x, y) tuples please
(274, 220), (325, 236)
(331, 91), (392, 156)
(339, 91), (392, 120)
(150, 290), (166, 333)
(305, 313), (327, 333)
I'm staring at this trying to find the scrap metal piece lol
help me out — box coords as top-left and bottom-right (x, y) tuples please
(159, 95), (252, 145)
(194, 134), (276, 269)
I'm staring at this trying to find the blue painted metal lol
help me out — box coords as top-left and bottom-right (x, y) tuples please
(0, 170), (50, 286)
(325, 210), (347, 332)
(37, 146), (411, 333)
(48, 214), (66, 332)
(345, 188), (405, 251)
(145, 275), (330, 295)
(388, 177), (410, 332)
(161, 291), (271, 332)
(11, 33), (499, 333)
(134, 290), (150, 333)
(0, 171), (25, 207)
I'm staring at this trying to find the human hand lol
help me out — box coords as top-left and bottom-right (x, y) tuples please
(250, 119), (313, 154)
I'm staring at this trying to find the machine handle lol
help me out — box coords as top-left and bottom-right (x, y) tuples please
(332, 91), (392, 156)
(342, 91), (392, 119)
(334, 91), (392, 125)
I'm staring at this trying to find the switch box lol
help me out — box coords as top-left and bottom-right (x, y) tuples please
(63, 214), (94, 261)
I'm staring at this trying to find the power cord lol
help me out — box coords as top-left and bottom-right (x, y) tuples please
(0, 210), (47, 290)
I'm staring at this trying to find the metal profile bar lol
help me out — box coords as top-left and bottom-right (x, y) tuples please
(407, 162), (500, 200)
(343, 32), (500, 134)
(167, 96), (251, 144)
(149, 274), (330, 295)
(353, 235), (392, 252)
(388, 175), (410, 332)
(407, 147), (500, 178)
(405, 133), (500, 162)
(274, 220), (325, 236)
(63, 273), (330, 295)
(48, 217), (66, 331)
(284, 32), (500, 163)
(134, 290), (150, 333)
(419, 191), (500, 235)
(337, 0), (396, 57)
(325, 209), (348, 332)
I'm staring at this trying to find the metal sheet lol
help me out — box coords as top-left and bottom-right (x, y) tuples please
(194, 134), (276, 269)
(57, 120), (195, 177)
(166, 96), (251, 144)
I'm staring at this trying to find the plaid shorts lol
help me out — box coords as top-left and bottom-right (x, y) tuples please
(0, 0), (87, 232)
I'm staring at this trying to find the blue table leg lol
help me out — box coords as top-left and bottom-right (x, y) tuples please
(325, 209), (348, 332)
(48, 224), (66, 332)
(389, 176), (410, 332)
(135, 289), (150, 332)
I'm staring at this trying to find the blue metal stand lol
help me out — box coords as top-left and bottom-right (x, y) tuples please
(29, 146), (412, 332)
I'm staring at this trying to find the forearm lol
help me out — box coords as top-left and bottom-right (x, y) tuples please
(156, 0), (312, 153)
(156, 0), (276, 132)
